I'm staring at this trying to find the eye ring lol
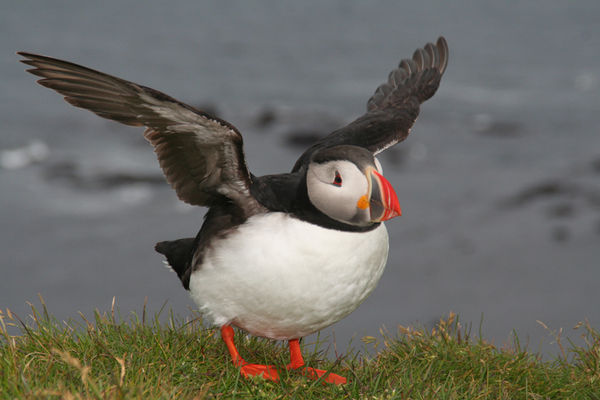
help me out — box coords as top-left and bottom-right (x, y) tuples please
(332, 171), (342, 187)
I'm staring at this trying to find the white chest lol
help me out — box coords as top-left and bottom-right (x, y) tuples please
(188, 213), (389, 339)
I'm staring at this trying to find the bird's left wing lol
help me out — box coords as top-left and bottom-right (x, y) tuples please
(18, 52), (256, 210)
(293, 37), (448, 171)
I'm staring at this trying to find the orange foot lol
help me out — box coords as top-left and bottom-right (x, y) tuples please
(221, 326), (347, 385)
(221, 326), (280, 382)
(240, 363), (280, 381)
(287, 338), (347, 385)
(292, 366), (347, 385)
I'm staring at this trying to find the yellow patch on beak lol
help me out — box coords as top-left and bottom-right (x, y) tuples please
(356, 195), (370, 210)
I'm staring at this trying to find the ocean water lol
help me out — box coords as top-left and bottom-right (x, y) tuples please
(1, 1), (599, 356)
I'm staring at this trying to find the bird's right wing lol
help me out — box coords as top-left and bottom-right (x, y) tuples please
(18, 52), (257, 211)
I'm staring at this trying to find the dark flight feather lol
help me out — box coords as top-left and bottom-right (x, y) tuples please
(18, 52), (260, 214)
(292, 37), (448, 171)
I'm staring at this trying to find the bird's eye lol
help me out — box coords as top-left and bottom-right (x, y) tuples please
(332, 171), (342, 187)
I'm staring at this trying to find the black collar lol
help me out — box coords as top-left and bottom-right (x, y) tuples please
(250, 172), (379, 233)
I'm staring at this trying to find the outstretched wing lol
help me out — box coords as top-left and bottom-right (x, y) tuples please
(293, 37), (448, 171)
(18, 52), (256, 210)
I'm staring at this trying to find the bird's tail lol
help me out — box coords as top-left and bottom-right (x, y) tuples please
(155, 238), (195, 290)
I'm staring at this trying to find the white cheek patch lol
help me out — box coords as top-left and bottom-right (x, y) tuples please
(306, 161), (369, 225)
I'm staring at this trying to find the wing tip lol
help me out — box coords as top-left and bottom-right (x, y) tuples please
(411, 36), (449, 76)
(394, 35), (450, 84)
(17, 51), (37, 69)
(435, 36), (449, 75)
(17, 51), (51, 66)
(366, 35), (449, 112)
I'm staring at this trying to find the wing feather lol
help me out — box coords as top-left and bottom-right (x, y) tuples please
(18, 52), (256, 210)
(293, 37), (448, 171)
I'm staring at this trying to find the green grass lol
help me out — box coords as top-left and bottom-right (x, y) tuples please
(1, 297), (600, 399)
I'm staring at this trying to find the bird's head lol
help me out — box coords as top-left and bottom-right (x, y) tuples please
(306, 145), (401, 227)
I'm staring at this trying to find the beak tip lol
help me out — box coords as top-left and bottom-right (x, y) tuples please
(383, 206), (401, 221)
(369, 168), (402, 222)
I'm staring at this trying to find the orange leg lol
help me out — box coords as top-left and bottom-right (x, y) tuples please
(220, 325), (279, 381)
(286, 339), (347, 385)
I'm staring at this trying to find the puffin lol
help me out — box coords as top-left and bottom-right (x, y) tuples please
(18, 36), (448, 385)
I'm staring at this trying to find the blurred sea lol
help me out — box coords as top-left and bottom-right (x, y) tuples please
(1, 1), (599, 356)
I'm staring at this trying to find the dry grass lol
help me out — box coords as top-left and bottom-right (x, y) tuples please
(1, 298), (600, 399)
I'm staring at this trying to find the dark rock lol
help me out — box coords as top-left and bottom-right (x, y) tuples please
(502, 180), (572, 208)
(255, 108), (277, 128)
(502, 177), (600, 218)
(92, 172), (165, 188)
(284, 129), (326, 148)
(43, 161), (78, 181)
(43, 161), (164, 190)
(546, 202), (575, 219)
(471, 113), (522, 137)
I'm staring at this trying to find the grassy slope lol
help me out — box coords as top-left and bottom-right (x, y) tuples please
(1, 300), (600, 399)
